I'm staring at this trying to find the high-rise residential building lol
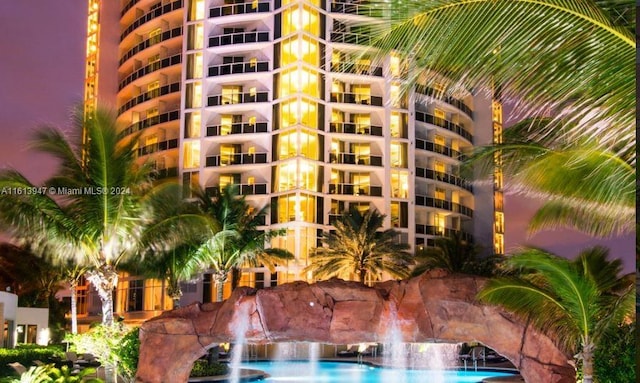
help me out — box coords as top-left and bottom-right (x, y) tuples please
(79, 0), (503, 327)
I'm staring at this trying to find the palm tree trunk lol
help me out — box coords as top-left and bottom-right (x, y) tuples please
(86, 265), (119, 326)
(167, 280), (182, 309)
(214, 272), (228, 302)
(216, 281), (224, 302)
(581, 342), (595, 383)
(70, 280), (78, 334)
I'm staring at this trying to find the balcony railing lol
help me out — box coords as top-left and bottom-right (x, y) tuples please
(415, 225), (474, 242)
(330, 1), (384, 17)
(119, 54), (182, 90)
(415, 111), (473, 142)
(118, 82), (180, 115)
(208, 61), (269, 77)
(416, 86), (474, 118)
(209, 1), (270, 17)
(120, 110), (180, 138)
(330, 92), (383, 106)
(137, 138), (178, 156)
(330, 62), (383, 77)
(206, 183), (268, 196)
(209, 31), (270, 47)
(415, 139), (466, 161)
(206, 122), (268, 136)
(329, 153), (383, 166)
(119, 27), (182, 65)
(415, 167), (472, 191)
(329, 183), (382, 196)
(329, 122), (383, 137)
(330, 31), (372, 46)
(205, 152), (268, 167)
(121, 0), (183, 41)
(151, 167), (178, 180)
(207, 92), (269, 106)
(415, 195), (473, 217)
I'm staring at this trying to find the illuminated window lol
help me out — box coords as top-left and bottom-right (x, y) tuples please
(281, 35), (319, 66)
(299, 98), (318, 128)
(351, 143), (370, 164)
(390, 142), (407, 167)
(389, 54), (401, 77)
(434, 160), (446, 174)
(220, 144), (240, 166)
(351, 173), (370, 195)
(282, 5), (319, 35)
(434, 213), (445, 235)
(279, 67), (319, 97)
(492, 101), (502, 123)
(352, 84), (371, 104)
(390, 83), (403, 108)
(183, 141), (200, 169)
(188, 0), (205, 20)
(494, 192), (504, 210)
(147, 81), (160, 97)
(247, 176), (255, 185)
(144, 135), (158, 147)
(390, 112), (406, 138)
(434, 108), (446, 125)
(187, 52), (203, 79)
(434, 187), (446, 200)
(146, 107), (159, 119)
(493, 122), (503, 144)
(222, 86), (242, 105)
(331, 110), (344, 123)
(149, 28), (162, 44)
(356, 58), (371, 74)
(187, 24), (204, 50)
(434, 135), (445, 147)
(220, 115), (240, 135)
(494, 168), (503, 189)
(494, 233), (504, 255)
(185, 111), (200, 138)
(220, 174), (239, 189)
(390, 201), (408, 228)
(391, 170), (409, 198)
(277, 193), (316, 223)
(186, 82), (202, 108)
(495, 212), (505, 233)
(353, 114), (370, 134)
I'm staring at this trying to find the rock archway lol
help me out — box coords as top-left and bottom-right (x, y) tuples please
(135, 270), (575, 383)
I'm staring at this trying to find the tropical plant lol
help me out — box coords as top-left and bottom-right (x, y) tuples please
(478, 246), (635, 383)
(0, 364), (103, 383)
(412, 232), (497, 276)
(113, 327), (139, 381)
(0, 107), (171, 326)
(305, 208), (413, 284)
(463, 118), (635, 237)
(364, 0), (634, 161)
(593, 322), (635, 383)
(192, 186), (293, 301)
(61, 262), (89, 335)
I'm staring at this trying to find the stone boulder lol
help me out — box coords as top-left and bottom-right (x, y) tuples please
(135, 271), (575, 383)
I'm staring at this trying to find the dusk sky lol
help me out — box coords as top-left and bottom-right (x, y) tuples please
(0, 1), (634, 272)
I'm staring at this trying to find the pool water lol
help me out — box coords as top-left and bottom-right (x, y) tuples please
(239, 361), (516, 382)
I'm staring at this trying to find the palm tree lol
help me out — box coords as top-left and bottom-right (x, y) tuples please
(463, 118), (635, 237)
(478, 246), (635, 383)
(412, 232), (497, 276)
(0, 107), (163, 326)
(61, 262), (89, 335)
(305, 208), (413, 284)
(364, 0), (634, 161)
(193, 186), (293, 302)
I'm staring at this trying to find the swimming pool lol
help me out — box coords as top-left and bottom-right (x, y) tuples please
(239, 361), (517, 382)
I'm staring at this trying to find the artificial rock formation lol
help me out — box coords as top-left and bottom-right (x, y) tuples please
(135, 270), (575, 383)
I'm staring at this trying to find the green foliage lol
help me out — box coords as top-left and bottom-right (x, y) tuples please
(113, 327), (140, 379)
(593, 323), (635, 383)
(189, 360), (229, 378)
(0, 364), (103, 383)
(0, 346), (63, 377)
(65, 323), (130, 376)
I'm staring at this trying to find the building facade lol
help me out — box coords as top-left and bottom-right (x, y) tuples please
(80, 0), (503, 325)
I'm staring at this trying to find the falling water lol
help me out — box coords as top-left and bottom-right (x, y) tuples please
(274, 342), (297, 361)
(309, 342), (320, 382)
(382, 314), (408, 383)
(229, 305), (250, 383)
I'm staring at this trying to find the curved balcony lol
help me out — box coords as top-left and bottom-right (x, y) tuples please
(415, 111), (473, 142)
(121, 0), (141, 17)
(328, 183), (382, 197)
(119, 54), (181, 90)
(206, 122), (268, 136)
(415, 167), (472, 192)
(205, 152), (269, 167)
(415, 86), (473, 118)
(119, 27), (182, 66)
(207, 92), (269, 107)
(415, 139), (466, 161)
(415, 195), (473, 217)
(330, 1), (384, 17)
(415, 225), (474, 242)
(330, 62), (383, 77)
(119, 110), (180, 139)
(208, 61), (269, 77)
(209, 31), (270, 47)
(209, 1), (270, 18)
(330, 92), (383, 107)
(206, 183), (268, 196)
(151, 167), (178, 180)
(329, 122), (383, 137)
(330, 31), (372, 46)
(118, 83), (181, 115)
(329, 153), (383, 166)
(120, 0), (183, 42)
(137, 138), (178, 156)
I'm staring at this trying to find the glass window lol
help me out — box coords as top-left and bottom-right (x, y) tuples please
(390, 142), (407, 167)
(283, 5), (319, 35)
(185, 111), (200, 138)
(187, 53), (203, 79)
(127, 279), (144, 312)
(279, 67), (319, 97)
(352, 84), (371, 104)
(183, 141), (200, 168)
(390, 112), (407, 138)
(390, 201), (408, 228)
(280, 35), (319, 66)
(186, 82), (202, 108)
(222, 86), (242, 105)
(187, 24), (204, 50)
(391, 170), (409, 198)
(434, 108), (446, 125)
(434, 213), (445, 235)
(434, 187), (446, 200)
(188, 0), (205, 20)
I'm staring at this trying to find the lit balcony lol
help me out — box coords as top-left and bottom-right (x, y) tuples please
(118, 83), (181, 115)
(120, 110), (180, 138)
(415, 86), (474, 118)
(330, 62), (383, 77)
(330, 31), (372, 46)
(137, 138), (178, 156)
(415, 195), (474, 217)
(415, 111), (473, 142)
(330, 1), (384, 17)
(329, 152), (383, 166)
(329, 122), (383, 137)
(209, 1), (270, 18)
(208, 61), (269, 77)
(120, 0), (183, 41)
(206, 121), (268, 136)
(119, 27), (182, 66)
(209, 31), (270, 47)
(207, 92), (269, 106)
(205, 152), (269, 167)
(415, 138), (467, 161)
(119, 54), (182, 90)
(330, 92), (383, 107)
(415, 225), (474, 242)
(415, 167), (472, 191)
(205, 183), (268, 196)
(328, 183), (383, 197)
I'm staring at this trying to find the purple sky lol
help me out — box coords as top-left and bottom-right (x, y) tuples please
(0, 2), (634, 272)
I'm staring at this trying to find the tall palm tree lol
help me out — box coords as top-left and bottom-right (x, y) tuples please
(0, 107), (162, 326)
(193, 186), (293, 302)
(463, 118), (635, 237)
(412, 232), (496, 276)
(61, 262), (89, 335)
(305, 208), (413, 284)
(478, 246), (635, 383)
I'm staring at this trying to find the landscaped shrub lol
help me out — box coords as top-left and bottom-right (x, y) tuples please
(0, 346), (64, 377)
(594, 322), (635, 383)
(189, 360), (229, 377)
(113, 327), (139, 379)
(0, 364), (104, 383)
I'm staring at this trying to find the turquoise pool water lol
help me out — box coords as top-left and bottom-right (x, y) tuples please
(239, 361), (516, 382)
